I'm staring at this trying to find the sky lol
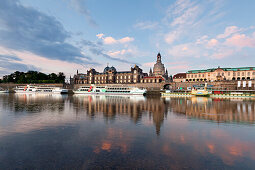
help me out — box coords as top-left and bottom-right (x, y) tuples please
(0, 0), (255, 78)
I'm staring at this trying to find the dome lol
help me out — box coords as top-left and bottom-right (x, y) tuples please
(103, 66), (116, 73)
(153, 53), (165, 76)
(109, 66), (116, 72)
(103, 66), (110, 73)
(153, 62), (165, 76)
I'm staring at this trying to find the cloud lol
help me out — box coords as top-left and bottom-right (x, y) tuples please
(217, 26), (241, 39)
(96, 33), (104, 39)
(142, 62), (155, 68)
(107, 49), (132, 57)
(134, 21), (158, 30)
(80, 40), (138, 65)
(97, 34), (134, 45)
(103, 37), (117, 44)
(207, 39), (218, 48)
(168, 43), (203, 58)
(161, 0), (226, 46)
(0, 0), (93, 63)
(0, 54), (38, 76)
(119, 37), (134, 44)
(89, 47), (138, 65)
(165, 0), (201, 27)
(165, 31), (181, 44)
(70, 0), (97, 27)
(0, 46), (91, 77)
(209, 49), (235, 59)
(225, 33), (255, 48)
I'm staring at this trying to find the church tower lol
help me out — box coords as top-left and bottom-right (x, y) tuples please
(157, 53), (162, 63)
(153, 52), (165, 76)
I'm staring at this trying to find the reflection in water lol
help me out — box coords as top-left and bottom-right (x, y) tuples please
(168, 97), (255, 124)
(73, 95), (167, 135)
(0, 94), (255, 169)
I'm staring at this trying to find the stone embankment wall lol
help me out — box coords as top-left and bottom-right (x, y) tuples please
(168, 80), (255, 90)
(74, 80), (255, 91)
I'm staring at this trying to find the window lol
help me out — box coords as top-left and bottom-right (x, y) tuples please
(222, 73), (224, 76)
(237, 72), (240, 76)
(253, 72), (255, 75)
(228, 72), (230, 76)
(199, 74), (201, 77)
(248, 72), (250, 76)
(242, 72), (244, 76)
(233, 72), (236, 76)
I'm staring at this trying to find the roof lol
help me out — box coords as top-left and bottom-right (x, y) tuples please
(143, 76), (163, 79)
(116, 71), (132, 74)
(187, 67), (255, 73)
(173, 73), (186, 79)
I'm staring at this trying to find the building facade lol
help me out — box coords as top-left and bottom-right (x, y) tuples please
(173, 73), (186, 82)
(72, 53), (170, 85)
(140, 53), (169, 83)
(186, 67), (255, 82)
(73, 65), (145, 84)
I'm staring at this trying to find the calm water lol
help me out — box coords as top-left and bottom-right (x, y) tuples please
(0, 94), (255, 169)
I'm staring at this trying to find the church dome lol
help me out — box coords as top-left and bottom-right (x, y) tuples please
(153, 62), (165, 75)
(153, 53), (165, 76)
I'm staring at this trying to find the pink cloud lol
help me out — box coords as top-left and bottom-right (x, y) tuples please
(103, 36), (117, 44)
(143, 62), (154, 67)
(217, 26), (241, 39)
(207, 39), (218, 47)
(97, 34), (134, 45)
(96, 33), (104, 39)
(225, 33), (255, 48)
(119, 37), (134, 43)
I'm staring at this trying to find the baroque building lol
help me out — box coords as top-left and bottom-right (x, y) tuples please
(73, 65), (145, 84)
(141, 53), (169, 83)
(72, 53), (169, 85)
(186, 67), (255, 82)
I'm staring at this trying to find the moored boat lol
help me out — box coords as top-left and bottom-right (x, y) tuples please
(0, 87), (9, 93)
(73, 85), (147, 95)
(191, 83), (212, 96)
(14, 85), (68, 94)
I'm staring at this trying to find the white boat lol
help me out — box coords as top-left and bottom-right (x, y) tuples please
(0, 87), (9, 93)
(73, 85), (147, 95)
(191, 83), (212, 96)
(14, 85), (68, 94)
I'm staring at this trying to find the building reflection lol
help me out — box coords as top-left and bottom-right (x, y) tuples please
(1, 94), (255, 135)
(0, 93), (68, 113)
(73, 95), (168, 135)
(166, 97), (255, 124)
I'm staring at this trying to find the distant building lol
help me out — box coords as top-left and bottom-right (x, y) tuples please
(186, 67), (255, 82)
(73, 65), (144, 84)
(173, 73), (186, 82)
(72, 53), (170, 85)
(141, 53), (169, 83)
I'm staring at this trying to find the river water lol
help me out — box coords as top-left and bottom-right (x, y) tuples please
(0, 94), (255, 169)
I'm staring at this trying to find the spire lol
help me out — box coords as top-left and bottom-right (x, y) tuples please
(77, 69), (78, 74)
(157, 52), (161, 63)
(149, 68), (152, 76)
(166, 69), (168, 75)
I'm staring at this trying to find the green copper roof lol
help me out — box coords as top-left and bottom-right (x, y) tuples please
(187, 67), (255, 73)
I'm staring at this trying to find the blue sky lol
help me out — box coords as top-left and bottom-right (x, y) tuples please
(0, 0), (255, 78)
